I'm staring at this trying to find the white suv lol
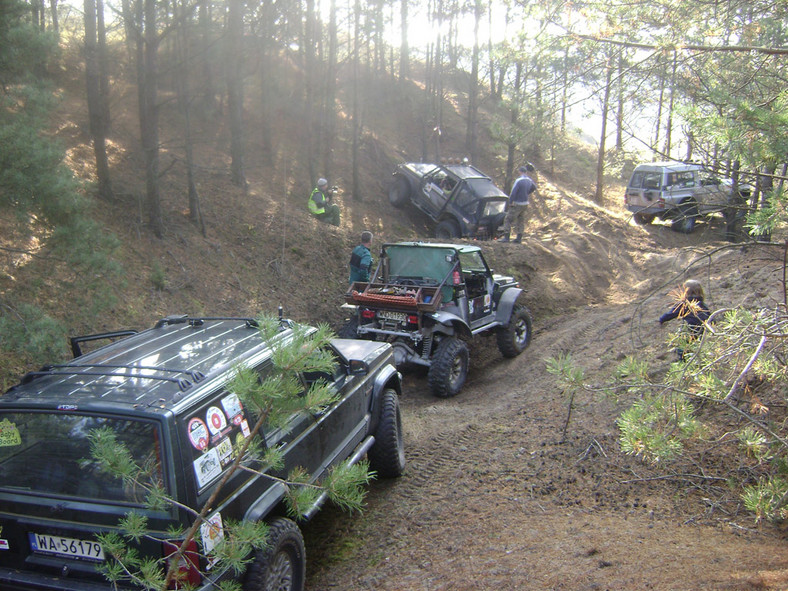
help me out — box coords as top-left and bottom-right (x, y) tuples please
(624, 161), (750, 233)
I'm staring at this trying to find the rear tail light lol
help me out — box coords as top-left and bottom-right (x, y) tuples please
(406, 315), (419, 325)
(163, 539), (201, 589)
(361, 309), (376, 319)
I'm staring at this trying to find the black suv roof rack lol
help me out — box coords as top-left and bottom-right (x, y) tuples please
(20, 364), (206, 391)
(153, 315), (260, 329)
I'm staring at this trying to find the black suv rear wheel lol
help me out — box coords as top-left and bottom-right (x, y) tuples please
(428, 337), (468, 398)
(368, 389), (406, 477)
(244, 517), (305, 591)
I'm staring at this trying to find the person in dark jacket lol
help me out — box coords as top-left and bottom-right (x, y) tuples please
(308, 178), (341, 226)
(349, 231), (373, 285)
(659, 279), (710, 360)
(500, 164), (537, 243)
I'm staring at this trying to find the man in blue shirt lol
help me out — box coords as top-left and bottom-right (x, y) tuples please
(349, 231), (373, 284)
(500, 165), (537, 243)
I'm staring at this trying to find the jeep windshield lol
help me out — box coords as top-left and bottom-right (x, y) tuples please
(0, 411), (163, 504)
(464, 178), (507, 199)
(385, 245), (455, 285)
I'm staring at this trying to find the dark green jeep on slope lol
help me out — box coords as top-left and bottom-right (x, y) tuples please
(341, 242), (533, 398)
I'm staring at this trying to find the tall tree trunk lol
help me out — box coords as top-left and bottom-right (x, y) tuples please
(663, 52), (677, 159)
(531, 56), (543, 159)
(465, 0), (481, 162)
(257, 0), (273, 165)
(560, 45), (569, 133)
(226, 0), (246, 189)
(141, 0), (163, 237)
(653, 59), (665, 157)
(505, 61), (523, 192)
(322, 0), (338, 176)
(615, 49), (624, 151)
(198, 0), (216, 114)
(399, 0), (409, 80)
(174, 0), (205, 234)
(49, 0), (59, 37)
(84, 0), (113, 199)
(121, 0), (135, 67)
(594, 57), (612, 204)
(351, 0), (361, 201)
(303, 0), (317, 184)
(427, 0), (444, 162)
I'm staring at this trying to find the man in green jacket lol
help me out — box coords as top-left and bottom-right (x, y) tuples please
(308, 178), (341, 226)
(349, 231), (373, 285)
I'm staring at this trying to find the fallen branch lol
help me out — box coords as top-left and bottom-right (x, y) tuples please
(723, 334), (768, 402)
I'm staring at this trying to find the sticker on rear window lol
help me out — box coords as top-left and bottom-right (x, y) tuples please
(205, 406), (227, 436)
(0, 419), (21, 447)
(187, 418), (209, 451)
(200, 512), (224, 569)
(221, 393), (243, 424)
(194, 448), (221, 488)
(215, 437), (233, 466)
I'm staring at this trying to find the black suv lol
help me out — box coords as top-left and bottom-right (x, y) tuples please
(0, 314), (405, 591)
(341, 242), (532, 397)
(388, 162), (508, 239)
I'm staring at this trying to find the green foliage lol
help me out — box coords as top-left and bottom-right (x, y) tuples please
(545, 352), (585, 389)
(324, 460), (373, 512)
(0, 0), (123, 363)
(546, 352), (586, 440)
(742, 478), (788, 523)
(149, 262), (166, 291)
(738, 426), (770, 462)
(0, 303), (68, 363)
(609, 302), (788, 522)
(617, 393), (700, 463)
(88, 315), (371, 590)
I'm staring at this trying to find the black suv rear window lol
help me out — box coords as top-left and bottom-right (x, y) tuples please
(0, 412), (163, 503)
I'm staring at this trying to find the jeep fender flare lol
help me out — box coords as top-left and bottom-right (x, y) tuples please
(430, 311), (472, 339)
(495, 288), (523, 324)
(243, 480), (289, 523)
(369, 363), (402, 433)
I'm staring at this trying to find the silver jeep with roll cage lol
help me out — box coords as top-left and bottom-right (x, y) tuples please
(340, 242), (533, 398)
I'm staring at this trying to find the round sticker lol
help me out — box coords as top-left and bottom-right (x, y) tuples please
(187, 418), (209, 451)
(206, 406), (228, 435)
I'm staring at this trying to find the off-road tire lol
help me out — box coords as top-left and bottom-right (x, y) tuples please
(435, 219), (461, 240)
(671, 202), (697, 234)
(244, 517), (305, 591)
(389, 175), (411, 207)
(496, 304), (533, 358)
(368, 389), (406, 478)
(633, 212), (655, 225)
(338, 317), (359, 339)
(428, 337), (469, 398)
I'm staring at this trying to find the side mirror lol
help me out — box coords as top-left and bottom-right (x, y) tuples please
(349, 359), (369, 376)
